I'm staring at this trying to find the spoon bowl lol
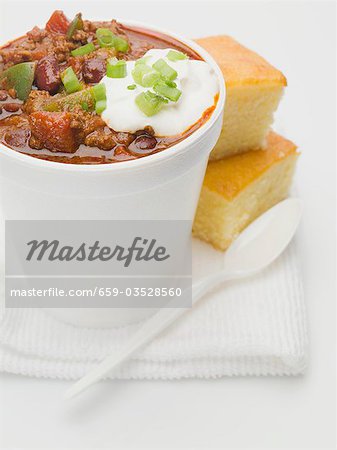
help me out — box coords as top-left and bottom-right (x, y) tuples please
(223, 198), (302, 277)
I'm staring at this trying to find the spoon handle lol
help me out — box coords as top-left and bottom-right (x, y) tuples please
(65, 273), (232, 400)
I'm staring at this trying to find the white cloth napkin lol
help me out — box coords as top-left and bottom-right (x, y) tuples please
(0, 239), (308, 380)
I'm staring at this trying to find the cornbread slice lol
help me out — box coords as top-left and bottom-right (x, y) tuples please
(193, 132), (298, 251)
(196, 36), (287, 160)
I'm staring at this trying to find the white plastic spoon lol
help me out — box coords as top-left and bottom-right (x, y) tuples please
(65, 198), (302, 400)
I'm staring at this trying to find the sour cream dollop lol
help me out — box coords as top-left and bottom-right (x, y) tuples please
(100, 48), (219, 136)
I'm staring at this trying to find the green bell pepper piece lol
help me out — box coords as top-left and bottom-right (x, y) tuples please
(43, 88), (95, 112)
(66, 13), (83, 40)
(0, 62), (36, 101)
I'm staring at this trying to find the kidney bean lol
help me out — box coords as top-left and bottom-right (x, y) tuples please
(35, 55), (61, 94)
(135, 126), (155, 136)
(82, 58), (106, 84)
(3, 103), (21, 112)
(129, 134), (157, 155)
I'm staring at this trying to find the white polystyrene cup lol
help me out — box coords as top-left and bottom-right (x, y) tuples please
(0, 21), (225, 327)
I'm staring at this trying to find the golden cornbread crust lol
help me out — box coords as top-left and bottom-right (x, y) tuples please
(204, 132), (297, 200)
(196, 35), (287, 87)
(196, 35), (286, 160)
(193, 132), (298, 250)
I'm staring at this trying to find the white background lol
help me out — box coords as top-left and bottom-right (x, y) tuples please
(0, 0), (336, 449)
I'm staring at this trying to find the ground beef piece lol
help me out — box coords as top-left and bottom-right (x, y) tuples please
(92, 48), (117, 60)
(84, 127), (119, 150)
(0, 33), (76, 69)
(0, 34), (49, 67)
(68, 109), (111, 148)
(82, 19), (127, 37)
(114, 132), (136, 147)
(23, 91), (51, 114)
(72, 29), (91, 44)
(69, 109), (137, 151)
(27, 27), (47, 43)
(0, 114), (28, 129)
(52, 35), (77, 63)
(0, 44), (36, 67)
(69, 110), (106, 135)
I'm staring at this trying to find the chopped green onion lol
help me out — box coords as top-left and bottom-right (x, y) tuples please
(114, 36), (129, 53)
(107, 58), (127, 78)
(141, 70), (161, 87)
(165, 80), (177, 88)
(60, 67), (82, 94)
(135, 56), (151, 65)
(127, 84), (137, 90)
(81, 102), (89, 111)
(135, 91), (168, 117)
(95, 99), (107, 114)
(96, 28), (115, 48)
(132, 64), (160, 87)
(153, 81), (182, 102)
(92, 83), (107, 114)
(167, 50), (188, 61)
(96, 28), (129, 52)
(92, 83), (106, 101)
(66, 13), (83, 40)
(132, 64), (151, 84)
(71, 42), (95, 57)
(152, 59), (177, 81)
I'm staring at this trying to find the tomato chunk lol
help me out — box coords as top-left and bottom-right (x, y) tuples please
(45, 10), (70, 34)
(29, 111), (78, 153)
